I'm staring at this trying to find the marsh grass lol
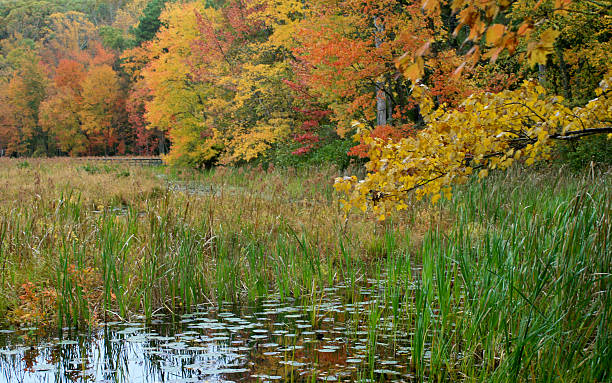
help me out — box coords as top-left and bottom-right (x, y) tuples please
(0, 157), (609, 381)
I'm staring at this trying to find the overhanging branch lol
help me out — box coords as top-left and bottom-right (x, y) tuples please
(549, 127), (612, 140)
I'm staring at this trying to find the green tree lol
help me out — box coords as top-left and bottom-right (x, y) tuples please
(133, 0), (167, 45)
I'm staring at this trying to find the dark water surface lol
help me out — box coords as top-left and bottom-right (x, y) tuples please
(0, 284), (417, 382)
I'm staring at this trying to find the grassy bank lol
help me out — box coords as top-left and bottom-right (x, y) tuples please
(0, 158), (610, 381)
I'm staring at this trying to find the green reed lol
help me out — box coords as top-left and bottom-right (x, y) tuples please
(0, 159), (609, 382)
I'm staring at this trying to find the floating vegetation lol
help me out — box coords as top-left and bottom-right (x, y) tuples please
(0, 160), (610, 382)
(0, 285), (419, 382)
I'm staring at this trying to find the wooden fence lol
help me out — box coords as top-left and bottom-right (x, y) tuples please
(76, 157), (164, 166)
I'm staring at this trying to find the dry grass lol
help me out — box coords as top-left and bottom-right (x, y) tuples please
(0, 158), (609, 382)
(0, 158), (448, 324)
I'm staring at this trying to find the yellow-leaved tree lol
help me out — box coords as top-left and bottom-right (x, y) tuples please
(138, 2), (223, 168)
(136, 0), (303, 167)
(79, 64), (122, 155)
(335, 0), (612, 218)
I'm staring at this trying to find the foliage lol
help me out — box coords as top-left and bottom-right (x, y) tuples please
(0, 0), (609, 181)
(335, 73), (612, 218)
(99, 25), (134, 51)
(138, 0), (302, 166)
(334, 0), (612, 216)
(291, 0), (456, 135)
(267, 134), (358, 170)
(0, 40), (48, 156)
(559, 135), (612, 171)
(79, 64), (123, 154)
(133, 0), (167, 45)
(0, 0), (162, 157)
(8, 282), (57, 327)
(39, 84), (88, 156)
(137, 2), (222, 168)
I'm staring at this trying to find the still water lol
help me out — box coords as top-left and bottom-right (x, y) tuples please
(0, 284), (417, 382)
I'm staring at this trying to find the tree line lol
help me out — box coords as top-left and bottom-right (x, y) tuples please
(0, 0), (609, 177)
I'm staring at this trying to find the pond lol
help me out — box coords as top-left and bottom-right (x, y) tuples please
(0, 283), (422, 382)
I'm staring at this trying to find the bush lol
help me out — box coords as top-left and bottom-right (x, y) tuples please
(558, 135), (612, 170)
(266, 137), (359, 169)
(17, 160), (30, 169)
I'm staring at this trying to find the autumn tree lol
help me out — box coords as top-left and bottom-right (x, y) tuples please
(190, 0), (300, 164)
(0, 0), (166, 157)
(0, 0), (60, 41)
(39, 87), (88, 156)
(136, 2), (219, 167)
(139, 0), (300, 166)
(42, 11), (98, 65)
(335, 0), (612, 217)
(0, 39), (49, 156)
(79, 64), (123, 155)
(39, 59), (88, 155)
(289, 0), (481, 161)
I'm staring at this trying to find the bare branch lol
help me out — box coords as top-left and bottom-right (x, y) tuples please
(549, 127), (612, 140)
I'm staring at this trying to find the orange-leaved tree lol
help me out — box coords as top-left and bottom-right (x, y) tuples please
(0, 39), (48, 156)
(291, 0), (480, 159)
(79, 64), (123, 155)
(190, 0), (299, 164)
(39, 59), (88, 156)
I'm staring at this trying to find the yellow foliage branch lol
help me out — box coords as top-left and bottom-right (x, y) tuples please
(334, 72), (612, 219)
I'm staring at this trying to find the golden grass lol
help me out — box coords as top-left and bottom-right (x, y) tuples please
(0, 158), (449, 324)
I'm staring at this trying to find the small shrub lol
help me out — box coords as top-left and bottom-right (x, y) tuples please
(267, 138), (359, 170)
(8, 281), (57, 327)
(80, 164), (101, 174)
(558, 135), (612, 170)
(17, 160), (30, 169)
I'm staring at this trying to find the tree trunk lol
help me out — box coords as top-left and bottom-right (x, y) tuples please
(374, 17), (387, 126)
(555, 47), (572, 101)
(538, 64), (546, 85)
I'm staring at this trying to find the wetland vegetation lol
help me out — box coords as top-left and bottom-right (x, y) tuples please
(1, 0), (611, 380)
(0, 158), (610, 382)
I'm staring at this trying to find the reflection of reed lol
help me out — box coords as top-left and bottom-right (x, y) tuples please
(0, 287), (415, 383)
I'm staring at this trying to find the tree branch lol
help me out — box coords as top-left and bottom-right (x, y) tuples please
(549, 127), (612, 140)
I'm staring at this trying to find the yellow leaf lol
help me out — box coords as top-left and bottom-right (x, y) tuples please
(540, 29), (560, 46)
(478, 169), (488, 179)
(431, 193), (441, 204)
(403, 56), (424, 82)
(486, 24), (506, 46)
(527, 29), (559, 67)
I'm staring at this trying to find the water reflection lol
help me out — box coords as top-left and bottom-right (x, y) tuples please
(0, 285), (416, 382)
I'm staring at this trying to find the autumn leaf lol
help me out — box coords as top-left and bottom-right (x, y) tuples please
(403, 56), (424, 82)
(517, 20), (534, 36)
(422, 0), (441, 16)
(486, 24), (506, 46)
(416, 40), (432, 57)
(527, 29), (560, 67)
(335, 70), (612, 213)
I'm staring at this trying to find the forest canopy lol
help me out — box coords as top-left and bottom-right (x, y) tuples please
(0, 0), (610, 194)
